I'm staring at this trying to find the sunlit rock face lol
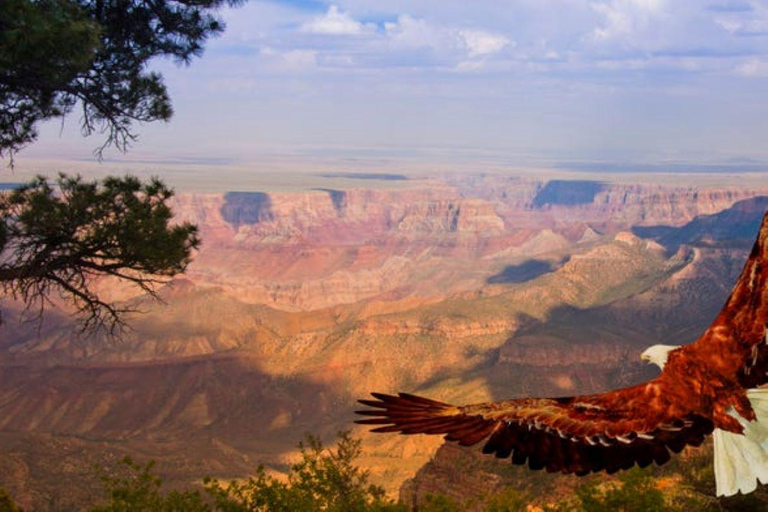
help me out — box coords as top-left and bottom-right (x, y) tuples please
(2, 172), (768, 509)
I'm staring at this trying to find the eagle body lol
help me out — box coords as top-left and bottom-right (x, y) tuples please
(357, 212), (768, 496)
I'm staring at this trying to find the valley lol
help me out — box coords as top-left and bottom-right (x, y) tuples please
(1, 171), (767, 509)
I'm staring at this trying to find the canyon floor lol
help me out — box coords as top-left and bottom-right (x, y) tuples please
(2, 170), (768, 509)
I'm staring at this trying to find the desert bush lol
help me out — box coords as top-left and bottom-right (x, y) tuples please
(89, 432), (403, 511)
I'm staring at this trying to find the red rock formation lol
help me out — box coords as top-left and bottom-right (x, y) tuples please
(2, 174), (768, 508)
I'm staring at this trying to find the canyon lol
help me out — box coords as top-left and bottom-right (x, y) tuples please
(1, 171), (768, 509)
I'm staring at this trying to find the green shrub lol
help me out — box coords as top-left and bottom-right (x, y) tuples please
(204, 431), (400, 511)
(572, 468), (665, 512)
(91, 457), (208, 512)
(90, 432), (403, 511)
(485, 488), (529, 512)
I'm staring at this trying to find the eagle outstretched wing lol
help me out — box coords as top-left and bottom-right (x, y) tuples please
(357, 211), (768, 476)
(356, 384), (714, 475)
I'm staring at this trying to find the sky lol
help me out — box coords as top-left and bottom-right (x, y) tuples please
(17, 0), (768, 175)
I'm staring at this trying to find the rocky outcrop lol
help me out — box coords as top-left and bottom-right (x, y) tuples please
(449, 174), (768, 230)
(396, 200), (505, 234)
(499, 337), (629, 367)
(544, 184), (768, 228)
(399, 444), (509, 511)
(356, 317), (514, 338)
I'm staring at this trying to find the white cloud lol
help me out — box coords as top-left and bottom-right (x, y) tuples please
(383, 15), (511, 62)
(714, 5), (768, 37)
(217, 1), (768, 77)
(384, 14), (448, 50)
(459, 30), (510, 57)
(259, 46), (277, 57)
(590, 0), (667, 40)
(300, 5), (374, 35)
(258, 46), (318, 71)
(736, 58), (768, 77)
(454, 59), (487, 73)
(283, 49), (318, 69)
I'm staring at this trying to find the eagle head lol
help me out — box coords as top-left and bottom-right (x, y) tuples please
(641, 344), (681, 370)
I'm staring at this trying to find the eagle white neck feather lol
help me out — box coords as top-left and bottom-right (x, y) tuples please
(640, 344), (680, 370)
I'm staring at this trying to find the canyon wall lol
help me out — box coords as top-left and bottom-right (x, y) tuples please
(2, 172), (768, 509)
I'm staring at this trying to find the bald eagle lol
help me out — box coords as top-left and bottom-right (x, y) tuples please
(356, 212), (768, 497)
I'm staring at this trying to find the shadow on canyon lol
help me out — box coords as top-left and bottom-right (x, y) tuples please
(632, 195), (768, 254)
(220, 191), (274, 227)
(487, 257), (571, 285)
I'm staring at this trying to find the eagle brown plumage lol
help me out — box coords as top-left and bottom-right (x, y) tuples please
(356, 211), (768, 495)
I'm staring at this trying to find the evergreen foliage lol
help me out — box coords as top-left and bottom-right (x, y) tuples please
(0, 0), (243, 160)
(0, 0), (248, 329)
(0, 173), (199, 332)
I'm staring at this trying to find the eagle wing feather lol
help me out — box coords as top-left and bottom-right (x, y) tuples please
(356, 384), (714, 475)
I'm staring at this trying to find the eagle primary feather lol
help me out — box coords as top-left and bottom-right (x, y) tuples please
(356, 211), (768, 495)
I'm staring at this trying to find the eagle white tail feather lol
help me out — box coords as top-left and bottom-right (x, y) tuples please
(714, 388), (768, 496)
